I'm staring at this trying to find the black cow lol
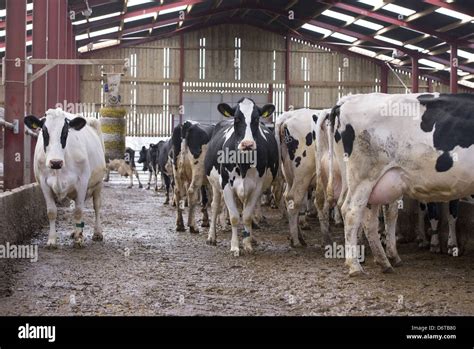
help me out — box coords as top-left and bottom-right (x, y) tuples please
(171, 121), (215, 233)
(204, 97), (278, 256)
(156, 139), (173, 204)
(138, 144), (160, 191)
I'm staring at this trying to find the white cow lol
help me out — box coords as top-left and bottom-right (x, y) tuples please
(328, 93), (474, 276)
(24, 108), (106, 248)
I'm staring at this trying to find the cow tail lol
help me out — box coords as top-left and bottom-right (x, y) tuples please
(326, 105), (340, 207)
(314, 112), (325, 211)
(89, 118), (106, 154)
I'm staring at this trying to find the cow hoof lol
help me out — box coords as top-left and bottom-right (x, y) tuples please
(146, 186), (150, 190)
(176, 225), (185, 232)
(206, 238), (217, 246)
(201, 221), (210, 228)
(231, 248), (240, 257)
(252, 221), (260, 229)
(127, 186), (132, 189)
(389, 256), (403, 267)
(73, 240), (84, 248)
(243, 238), (254, 254)
(300, 223), (311, 231)
(155, 188), (158, 192)
(430, 244), (441, 253)
(189, 227), (199, 234)
(348, 266), (365, 277)
(92, 233), (103, 242)
(417, 241), (430, 249)
(290, 239), (305, 248)
(382, 266), (395, 274)
(138, 184), (143, 189)
(46, 240), (58, 249)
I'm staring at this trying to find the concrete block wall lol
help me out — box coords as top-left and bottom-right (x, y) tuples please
(0, 183), (47, 245)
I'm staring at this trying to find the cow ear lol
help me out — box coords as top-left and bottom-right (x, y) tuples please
(69, 117), (87, 131)
(24, 115), (45, 130)
(260, 104), (275, 118)
(217, 103), (234, 118)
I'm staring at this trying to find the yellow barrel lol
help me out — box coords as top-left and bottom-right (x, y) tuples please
(100, 107), (127, 161)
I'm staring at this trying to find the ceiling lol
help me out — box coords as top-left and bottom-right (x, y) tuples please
(1, 0), (474, 88)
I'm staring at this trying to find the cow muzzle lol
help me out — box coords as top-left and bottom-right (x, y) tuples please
(49, 159), (64, 170)
(238, 140), (256, 151)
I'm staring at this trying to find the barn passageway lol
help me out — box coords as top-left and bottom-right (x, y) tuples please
(0, 180), (473, 316)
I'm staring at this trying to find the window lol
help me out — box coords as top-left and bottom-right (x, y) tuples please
(234, 37), (241, 80)
(272, 50), (276, 81)
(301, 56), (310, 108)
(163, 47), (170, 79)
(199, 37), (206, 79)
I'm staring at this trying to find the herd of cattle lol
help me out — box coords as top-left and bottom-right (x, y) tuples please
(23, 92), (474, 276)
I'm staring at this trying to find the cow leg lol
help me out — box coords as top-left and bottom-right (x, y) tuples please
(163, 174), (171, 205)
(207, 185), (221, 246)
(242, 187), (264, 254)
(285, 180), (311, 248)
(384, 201), (402, 267)
(299, 194), (311, 231)
(416, 202), (429, 249)
(447, 199), (459, 256)
(223, 186), (241, 256)
(362, 204), (394, 273)
(341, 184), (372, 276)
(334, 206), (343, 227)
(134, 168), (143, 189)
(92, 184), (103, 242)
(128, 170), (133, 189)
(146, 170), (152, 190)
(201, 186), (210, 228)
(187, 182), (200, 234)
(174, 183), (185, 232)
(219, 195), (229, 228)
(427, 203), (440, 253)
(154, 169), (158, 192)
(40, 182), (58, 248)
(72, 188), (87, 248)
(104, 168), (110, 182)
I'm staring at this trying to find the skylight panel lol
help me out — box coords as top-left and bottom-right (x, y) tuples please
(301, 23), (331, 36)
(375, 35), (403, 46)
(321, 9), (354, 23)
(353, 19), (384, 31)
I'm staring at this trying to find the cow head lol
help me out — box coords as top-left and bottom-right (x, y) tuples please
(149, 143), (159, 163)
(24, 108), (86, 170)
(217, 98), (274, 151)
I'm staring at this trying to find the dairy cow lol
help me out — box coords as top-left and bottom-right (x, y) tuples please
(138, 144), (160, 191)
(328, 93), (474, 276)
(205, 98), (278, 256)
(24, 108), (106, 248)
(171, 121), (214, 233)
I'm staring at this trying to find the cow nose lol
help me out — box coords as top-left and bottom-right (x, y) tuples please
(239, 140), (255, 151)
(49, 160), (63, 169)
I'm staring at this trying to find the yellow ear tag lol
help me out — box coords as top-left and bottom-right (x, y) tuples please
(262, 111), (269, 117)
(32, 123), (39, 129)
(224, 111), (231, 117)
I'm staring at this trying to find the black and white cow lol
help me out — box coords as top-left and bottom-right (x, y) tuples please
(205, 98), (278, 256)
(105, 147), (142, 189)
(138, 143), (160, 191)
(328, 93), (474, 276)
(171, 121), (214, 233)
(156, 138), (173, 204)
(24, 108), (106, 248)
(417, 199), (459, 255)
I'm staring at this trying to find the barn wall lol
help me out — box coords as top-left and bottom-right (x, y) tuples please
(79, 24), (471, 137)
